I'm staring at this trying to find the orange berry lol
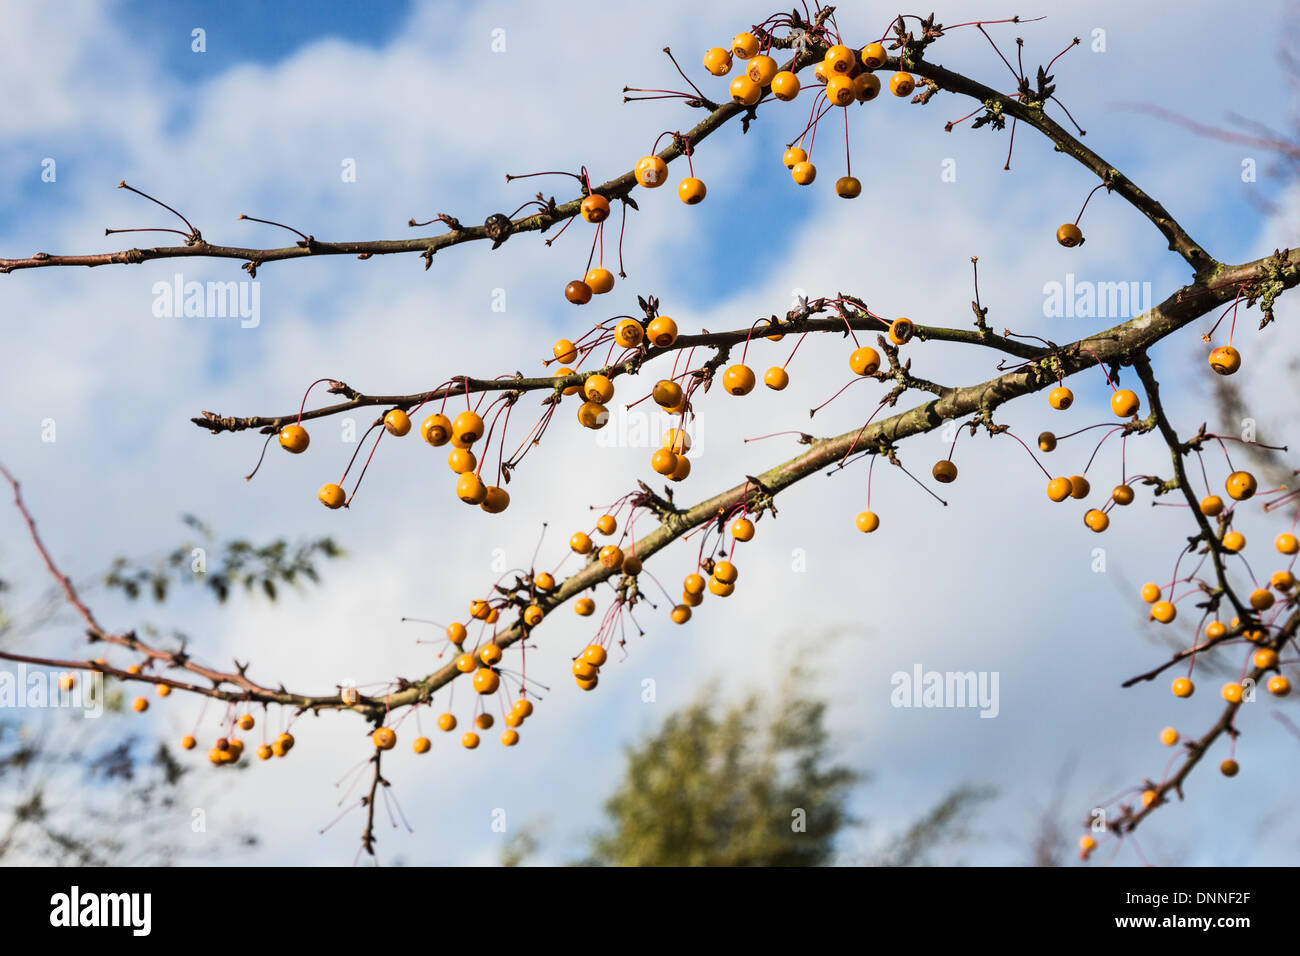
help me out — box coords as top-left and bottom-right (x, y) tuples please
(791, 161), (817, 185)
(437, 713), (457, 732)
(1225, 470), (1257, 501)
(1208, 346), (1241, 376)
(623, 555), (643, 575)
(1271, 570), (1294, 591)
(860, 43), (888, 70)
(748, 52), (774, 83)
(575, 597), (595, 616)
(853, 73), (881, 102)
(573, 658), (598, 680)
(580, 194), (610, 224)
(1048, 386), (1073, 410)
(825, 74), (855, 107)
(684, 574), (706, 595)
(771, 71), (800, 100)
(565, 279), (593, 304)
(615, 319), (644, 348)
(413, 736), (431, 754)
(1056, 223), (1083, 247)
(1200, 495), (1224, 516)
(1151, 601), (1177, 623)
(513, 698), (535, 718)
(635, 155), (667, 188)
(651, 448), (678, 475)
(479, 643), (504, 667)
(577, 401), (610, 430)
(583, 645), (608, 667)
(824, 44), (855, 73)
(646, 316), (678, 348)
(888, 72), (914, 96)
(1112, 484), (1135, 506)
(1219, 759), (1240, 777)
(132, 696), (149, 713)
(583, 374), (614, 404)
(678, 178), (707, 204)
(1141, 789), (1157, 808)
(480, 485), (510, 514)
(704, 47), (733, 76)
(783, 147), (807, 169)
(1268, 675), (1291, 696)
(237, 714), (255, 731)
(473, 668), (500, 695)
(1140, 583), (1161, 603)
(731, 517), (755, 542)
(850, 346), (881, 376)
(500, 730), (520, 747)
(462, 732), (480, 750)
(713, 561), (738, 585)
(1221, 682), (1243, 703)
(932, 460), (958, 484)
(1110, 389), (1139, 417)
(730, 74), (762, 106)
(456, 652), (478, 673)
(1250, 588), (1275, 610)
(723, 365), (756, 395)
(576, 675), (599, 691)
(595, 514), (617, 536)
(834, 176), (862, 199)
(1206, 620), (1226, 639)
(421, 413), (452, 446)
(1171, 677), (1194, 698)
(279, 424), (310, 454)
(731, 32), (759, 59)
(373, 727), (397, 750)
(599, 545), (625, 570)
(653, 379), (684, 409)
(1047, 477), (1072, 502)
(384, 409), (411, 437)
(1254, 648), (1278, 670)
(1037, 432), (1057, 452)
(662, 427), (692, 454)
(570, 531), (593, 554)
(708, 578), (735, 597)
(456, 472), (487, 505)
(1276, 533), (1299, 555)
(1160, 727), (1178, 746)
(888, 318), (914, 345)
(856, 511), (880, 533)
(553, 339), (579, 364)
(156, 684), (171, 697)
(764, 366), (789, 390)
(1222, 531), (1246, 553)
(318, 483), (346, 509)
(669, 454), (691, 482)
(1069, 475), (1091, 499)
(586, 268), (615, 295)
(681, 589), (702, 607)
(447, 448), (476, 474)
(1084, 509), (1109, 533)
(1079, 834), (1097, 854)
(671, 605), (692, 624)
(475, 713), (494, 730)
(452, 411), (484, 445)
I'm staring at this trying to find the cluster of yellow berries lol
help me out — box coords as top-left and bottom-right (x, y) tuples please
(572, 643), (608, 691)
(701, 36), (911, 197)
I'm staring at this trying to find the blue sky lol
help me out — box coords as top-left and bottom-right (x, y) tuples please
(2, 0), (1299, 866)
